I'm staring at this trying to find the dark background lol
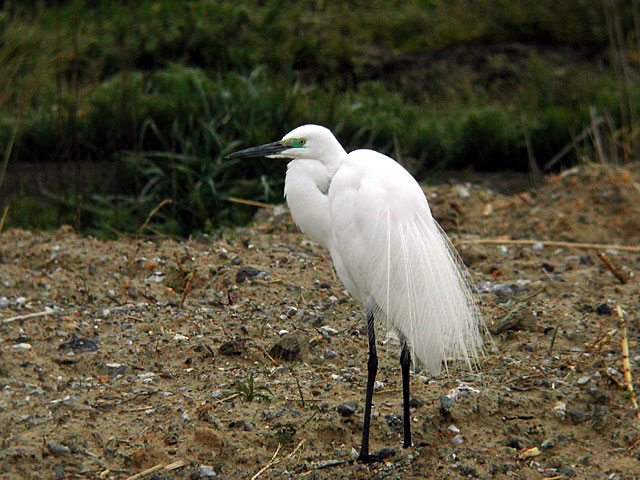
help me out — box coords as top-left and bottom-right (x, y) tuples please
(0, 0), (638, 235)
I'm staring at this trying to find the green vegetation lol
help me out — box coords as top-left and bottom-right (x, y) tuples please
(234, 373), (273, 403)
(0, 0), (638, 235)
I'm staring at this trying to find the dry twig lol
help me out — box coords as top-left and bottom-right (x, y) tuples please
(2, 308), (54, 324)
(460, 238), (640, 252)
(179, 270), (196, 308)
(617, 306), (640, 425)
(124, 460), (185, 480)
(251, 440), (306, 480)
(227, 196), (275, 209)
(0, 204), (9, 235)
(251, 444), (282, 480)
(597, 251), (630, 284)
(136, 199), (172, 240)
(197, 393), (241, 413)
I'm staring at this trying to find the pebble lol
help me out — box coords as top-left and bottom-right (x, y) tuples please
(194, 465), (217, 478)
(337, 401), (357, 417)
(376, 448), (396, 459)
(576, 375), (591, 385)
(559, 465), (575, 477)
(447, 424), (460, 434)
(596, 303), (612, 315)
(324, 349), (339, 359)
(440, 395), (453, 413)
(567, 408), (588, 423)
(219, 339), (246, 356)
(46, 442), (70, 456)
(319, 326), (339, 337)
(229, 420), (254, 431)
(235, 266), (264, 283)
(541, 439), (555, 449)
(451, 434), (464, 445)
(454, 185), (470, 198)
(385, 413), (403, 427)
(103, 363), (127, 376)
(12, 343), (32, 350)
(58, 334), (99, 352)
(269, 334), (301, 361)
(552, 401), (566, 418)
(507, 438), (523, 449)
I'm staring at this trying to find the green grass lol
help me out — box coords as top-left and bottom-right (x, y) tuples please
(0, 0), (638, 236)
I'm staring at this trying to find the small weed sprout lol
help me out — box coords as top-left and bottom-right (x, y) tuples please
(234, 374), (273, 403)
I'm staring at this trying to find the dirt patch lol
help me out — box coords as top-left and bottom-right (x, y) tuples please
(1, 163), (639, 479)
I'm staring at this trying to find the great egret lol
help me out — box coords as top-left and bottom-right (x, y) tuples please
(227, 125), (481, 462)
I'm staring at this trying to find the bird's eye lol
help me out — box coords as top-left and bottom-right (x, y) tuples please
(299, 139), (306, 146)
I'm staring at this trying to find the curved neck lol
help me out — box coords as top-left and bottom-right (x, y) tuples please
(284, 159), (338, 248)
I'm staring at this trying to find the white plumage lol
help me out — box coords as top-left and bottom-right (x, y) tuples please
(282, 126), (481, 375)
(227, 124), (481, 461)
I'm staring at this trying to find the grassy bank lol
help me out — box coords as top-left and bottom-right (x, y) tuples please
(1, 0), (638, 236)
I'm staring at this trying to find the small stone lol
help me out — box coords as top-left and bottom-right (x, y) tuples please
(507, 438), (523, 449)
(173, 334), (189, 342)
(567, 408), (588, 423)
(102, 363), (127, 376)
(46, 442), (71, 456)
(269, 334), (301, 361)
(12, 343), (32, 350)
(409, 398), (424, 408)
(337, 401), (357, 417)
(385, 413), (403, 428)
(219, 339), (246, 356)
(58, 334), (99, 352)
(324, 349), (339, 359)
(452, 434), (464, 445)
(373, 380), (384, 391)
(195, 465), (217, 478)
(235, 266), (263, 283)
(376, 448), (396, 460)
(440, 395), (453, 413)
(596, 303), (612, 315)
(552, 401), (566, 418)
(577, 375), (591, 385)
(229, 420), (253, 431)
(559, 465), (575, 477)
(541, 439), (555, 449)
(319, 326), (339, 337)
(447, 424), (460, 434)
(541, 262), (555, 273)
(454, 185), (470, 198)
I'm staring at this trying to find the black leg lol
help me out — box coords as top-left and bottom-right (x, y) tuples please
(357, 311), (379, 463)
(400, 339), (412, 448)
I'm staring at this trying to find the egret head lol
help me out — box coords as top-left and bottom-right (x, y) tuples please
(226, 124), (347, 164)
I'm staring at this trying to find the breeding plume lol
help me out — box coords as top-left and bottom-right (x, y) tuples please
(227, 125), (481, 462)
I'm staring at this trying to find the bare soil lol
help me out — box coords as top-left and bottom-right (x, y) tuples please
(1, 163), (640, 479)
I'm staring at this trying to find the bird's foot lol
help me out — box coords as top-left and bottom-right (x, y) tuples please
(357, 448), (396, 464)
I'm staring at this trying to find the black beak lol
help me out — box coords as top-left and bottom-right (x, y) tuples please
(225, 141), (287, 159)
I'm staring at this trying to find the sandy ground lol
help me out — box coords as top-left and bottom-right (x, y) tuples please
(1, 163), (640, 479)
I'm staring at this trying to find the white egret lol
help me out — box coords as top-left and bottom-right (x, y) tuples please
(227, 125), (481, 462)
